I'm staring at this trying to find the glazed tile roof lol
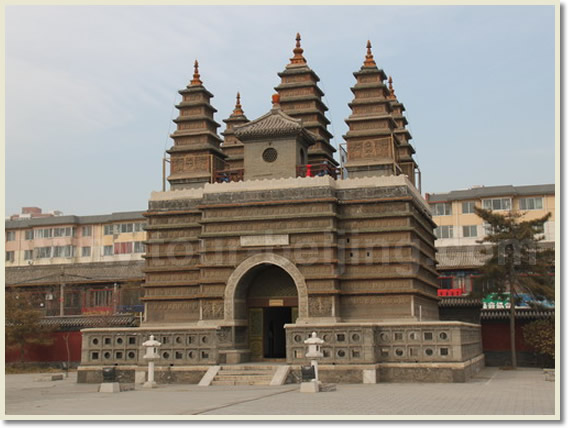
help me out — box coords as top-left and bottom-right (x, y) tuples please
(436, 245), (492, 269)
(235, 108), (316, 141)
(427, 184), (554, 203)
(438, 297), (483, 307)
(40, 315), (140, 330)
(5, 261), (144, 287)
(6, 210), (145, 229)
(481, 308), (554, 320)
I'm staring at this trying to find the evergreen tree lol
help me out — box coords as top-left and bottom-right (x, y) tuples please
(5, 291), (54, 365)
(474, 207), (554, 368)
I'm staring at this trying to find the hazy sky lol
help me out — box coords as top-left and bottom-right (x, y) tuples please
(5, 5), (555, 217)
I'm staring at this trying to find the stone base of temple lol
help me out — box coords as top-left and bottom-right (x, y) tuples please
(77, 320), (484, 384)
(77, 355), (484, 385)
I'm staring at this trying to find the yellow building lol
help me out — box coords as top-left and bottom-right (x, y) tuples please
(5, 209), (147, 267)
(426, 184), (555, 295)
(5, 209), (147, 317)
(427, 184), (555, 248)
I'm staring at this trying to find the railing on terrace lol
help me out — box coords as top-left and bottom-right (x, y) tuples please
(296, 163), (339, 179)
(214, 169), (244, 183)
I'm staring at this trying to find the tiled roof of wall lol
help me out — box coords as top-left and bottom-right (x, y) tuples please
(428, 184), (554, 203)
(5, 261), (144, 286)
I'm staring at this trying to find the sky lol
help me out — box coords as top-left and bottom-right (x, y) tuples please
(5, 5), (556, 217)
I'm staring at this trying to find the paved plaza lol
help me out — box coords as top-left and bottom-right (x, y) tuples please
(4, 367), (556, 418)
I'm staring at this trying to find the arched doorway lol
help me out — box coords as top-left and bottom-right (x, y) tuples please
(237, 264), (298, 360)
(224, 253), (308, 361)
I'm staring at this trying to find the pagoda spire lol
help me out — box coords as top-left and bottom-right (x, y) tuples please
(363, 40), (377, 67)
(289, 33), (307, 65)
(190, 59), (202, 86)
(232, 92), (245, 116)
(221, 92), (249, 171)
(388, 76), (396, 100)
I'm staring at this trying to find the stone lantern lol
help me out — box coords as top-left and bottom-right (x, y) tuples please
(301, 332), (324, 393)
(142, 334), (161, 388)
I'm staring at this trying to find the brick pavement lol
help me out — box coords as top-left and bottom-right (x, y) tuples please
(4, 367), (556, 418)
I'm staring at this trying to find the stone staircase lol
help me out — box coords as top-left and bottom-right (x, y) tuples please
(209, 365), (279, 386)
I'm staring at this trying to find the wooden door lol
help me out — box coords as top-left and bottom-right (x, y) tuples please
(248, 308), (264, 361)
(291, 306), (299, 323)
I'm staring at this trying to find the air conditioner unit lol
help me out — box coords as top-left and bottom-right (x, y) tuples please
(46, 294), (54, 301)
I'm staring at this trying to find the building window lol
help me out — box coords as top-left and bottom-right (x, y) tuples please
(82, 226), (92, 237)
(134, 241), (145, 253)
(533, 223), (545, 234)
(482, 198), (511, 211)
(53, 227), (74, 237)
(462, 225), (478, 238)
(24, 230), (34, 240)
(114, 242), (133, 254)
(5, 251), (15, 262)
(120, 223), (134, 234)
(519, 197), (543, 210)
(89, 289), (113, 307)
(24, 250), (33, 260)
(434, 225), (454, 239)
(462, 201), (475, 214)
(6, 231), (15, 241)
(35, 247), (52, 259)
(483, 223), (494, 235)
(262, 148), (278, 163)
(104, 225), (114, 236)
(432, 203), (452, 216)
(53, 245), (75, 258)
(35, 228), (53, 239)
(134, 223), (145, 232)
(82, 247), (91, 257)
(439, 277), (453, 289)
(103, 245), (113, 256)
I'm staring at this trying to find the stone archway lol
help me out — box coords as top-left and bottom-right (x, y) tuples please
(224, 253), (308, 323)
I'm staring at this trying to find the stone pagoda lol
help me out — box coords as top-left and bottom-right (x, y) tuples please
(344, 41), (404, 179)
(275, 34), (337, 167)
(168, 60), (226, 190)
(78, 37), (483, 386)
(220, 93), (249, 174)
(388, 76), (419, 187)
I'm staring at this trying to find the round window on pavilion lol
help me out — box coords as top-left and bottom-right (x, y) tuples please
(262, 148), (278, 163)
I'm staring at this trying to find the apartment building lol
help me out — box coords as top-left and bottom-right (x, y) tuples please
(427, 184), (555, 296)
(5, 209), (147, 317)
(426, 184), (555, 247)
(5, 209), (147, 267)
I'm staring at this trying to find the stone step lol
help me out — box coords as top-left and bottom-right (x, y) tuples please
(214, 375), (274, 382)
(220, 366), (279, 371)
(210, 379), (269, 386)
(218, 370), (275, 375)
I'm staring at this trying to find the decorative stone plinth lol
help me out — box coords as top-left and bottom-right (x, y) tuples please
(300, 381), (320, 393)
(99, 382), (120, 393)
(143, 380), (158, 389)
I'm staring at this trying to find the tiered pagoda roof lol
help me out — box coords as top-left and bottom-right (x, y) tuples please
(343, 41), (402, 178)
(221, 92), (249, 170)
(167, 60), (226, 189)
(274, 34), (337, 166)
(388, 76), (418, 184)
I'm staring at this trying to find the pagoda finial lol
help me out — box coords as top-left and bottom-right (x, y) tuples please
(388, 76), (396, 99)
(290, 32), (307, 65)
(190, 59), (202, 86)
(363, 40), (376, 67)
(272, 93), (281, 108)
(232, 92), (244, 116)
